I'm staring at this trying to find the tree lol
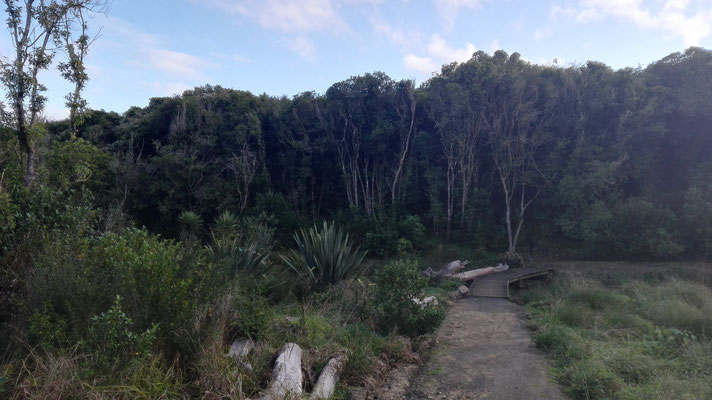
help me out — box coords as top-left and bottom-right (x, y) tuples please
(0, 0), (105, 186)
(479, 51), (550, 253)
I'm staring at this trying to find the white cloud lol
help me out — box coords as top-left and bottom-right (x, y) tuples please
(403, 54), (439, 74)
(553, 0), (712, 46)
(192, 0), (351, 60)
(102, 16), (215, 82)
(370, 17), (411, 47)
(433, 0), (483, 30)
(427, 34), (476, 62)
(288, 36), (318, 61)
(192, 0), (347, 33)
(403, 34), (477, 74)
(142, 49), (213, 81)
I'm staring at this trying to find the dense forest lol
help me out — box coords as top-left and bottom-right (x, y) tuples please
(2, 45), (712, 398)
(10, 47), (712, 259)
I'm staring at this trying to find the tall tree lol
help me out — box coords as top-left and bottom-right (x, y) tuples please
(480, 51), (549, 253)
(1, 0), (104, 186)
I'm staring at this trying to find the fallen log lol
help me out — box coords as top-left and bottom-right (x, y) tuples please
(438, 260), (469, 276)
(425, 261), (509, 283)
(259, 343), (303, 399)
(310, 352), (347, 400)
(228, 338), (255, 373)
(452, 264), (509, 283)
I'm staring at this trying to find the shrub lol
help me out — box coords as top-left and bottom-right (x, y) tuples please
(282, 221), (366, 288)
(364, 228), (399, 258)
(581, 198), (683, 259)
(26, 228), (192, 353)
(87, 296), (158, 367)
(369, 259), (445, 337)
(231, 293), (273, 340)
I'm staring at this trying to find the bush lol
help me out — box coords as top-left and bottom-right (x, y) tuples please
(282, 221), (366, 288)
(86, 296), (158, 367)
(581, 198), (683, 259)
(26, 228), (192, 352)
(231, 293), (273, 340)
(369, 259), (445, 337)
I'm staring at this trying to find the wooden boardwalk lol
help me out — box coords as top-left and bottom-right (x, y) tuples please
(467, 265), (557, 299)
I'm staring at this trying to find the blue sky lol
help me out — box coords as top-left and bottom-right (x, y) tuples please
(4, 0), (712, 119)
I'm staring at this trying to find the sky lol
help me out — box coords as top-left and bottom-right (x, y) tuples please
(3, 0), (712, 119)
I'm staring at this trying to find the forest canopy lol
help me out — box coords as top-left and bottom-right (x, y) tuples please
(4, 47), (706, 260)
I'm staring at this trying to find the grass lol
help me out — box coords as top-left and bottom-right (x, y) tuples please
(519, 269), (712, 400)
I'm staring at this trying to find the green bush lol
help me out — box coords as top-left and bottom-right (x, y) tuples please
(282, 221), (366, 288)
(364, 228), (399, 258)
(87, 296), (158, 367)
(44, 138), (113, 200)
(27, 228), (192, 352)
(369, 259), (445, 337)
(232, 294), (273, 340)
(581, 198), (683, 259)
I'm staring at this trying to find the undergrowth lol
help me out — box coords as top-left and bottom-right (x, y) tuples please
(520, 269), (712, 400)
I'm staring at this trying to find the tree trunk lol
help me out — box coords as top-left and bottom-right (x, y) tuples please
(310, 352), (347, 400)
(260, 343), (303, 400)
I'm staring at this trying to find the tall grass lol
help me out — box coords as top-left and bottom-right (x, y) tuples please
(522, 271), (712, 400)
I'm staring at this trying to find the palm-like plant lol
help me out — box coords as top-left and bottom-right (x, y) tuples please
(206, 211), (271, 277)
(282, 221), (366, 287)
(178, 210), (203, 243)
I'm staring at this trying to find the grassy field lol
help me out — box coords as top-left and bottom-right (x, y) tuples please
(518, 268), (712, 400)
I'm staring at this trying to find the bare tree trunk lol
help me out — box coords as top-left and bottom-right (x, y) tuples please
(391, 82), (416, 205)
(501, 177), (515, 252)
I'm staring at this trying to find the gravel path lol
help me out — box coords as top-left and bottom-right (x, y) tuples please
(406, 297), (566, 400)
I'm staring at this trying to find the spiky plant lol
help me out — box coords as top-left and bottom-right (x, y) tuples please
(212, 210), (238, 242)
(281, 221), (366, 288)
(178, 211), (203, 243)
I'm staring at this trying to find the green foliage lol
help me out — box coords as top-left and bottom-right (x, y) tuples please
(231, 293), (273, 340)
(26, 228), (192, 352)
(282, 221), (366, 288)
(580, 198), (683, 259)
(369, 259), (445, 337)
(357, 214), (427, 258)
(178, 210), (203, 242)
(44, 138), (113, 197)
(682, 185), (712, 258)
(28, 305), (70, 349)
(558, 360), (623, 400)
(524, 273), (712, 399)
(87, 296), (158, 366)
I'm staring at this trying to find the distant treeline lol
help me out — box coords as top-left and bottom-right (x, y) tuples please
(44, 48), (712, 259)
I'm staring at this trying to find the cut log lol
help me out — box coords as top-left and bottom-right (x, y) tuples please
(261, 343), (303, 399)
(310, 352), (347, 400)
(229, 338), (255, 373)
(425, 261), (509, 283)
(452, 264), (509, 283)
(438, 260), (469, 276)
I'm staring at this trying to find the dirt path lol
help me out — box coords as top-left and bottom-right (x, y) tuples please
(405, 297), (565, 400)
(362, 261), (712, 399)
